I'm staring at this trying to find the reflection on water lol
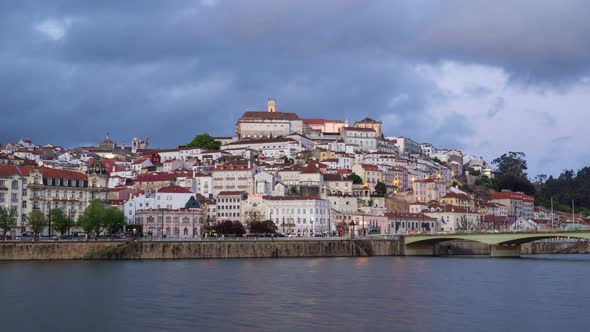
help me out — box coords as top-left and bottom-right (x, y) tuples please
(1, 255), (589, 332)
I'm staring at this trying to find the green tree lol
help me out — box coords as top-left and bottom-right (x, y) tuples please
(347, 173), (363, 185)
(374, 181), (387, 197)
(103, 207), (126, 235)
(50, 208), (69, 236)
(492, 152), (529, 178)
(180, 133), (221, 150)
(492, 152), (535, 195)
(249, 220), (278, 234)
(0, 207), (17, 240)
(27, 210), (46, 239)
(213, 220), (245, 237)
(78, 200), (106, 237)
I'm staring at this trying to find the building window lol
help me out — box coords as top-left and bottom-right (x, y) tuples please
(11, 180), (18, 190)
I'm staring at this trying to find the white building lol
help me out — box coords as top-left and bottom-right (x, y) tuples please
(212, 163), (256, 196)
(216, 191), (248, 222)
(193, 173), (213, 198)
(387, 136), (420, 156)
(341, 127), (378, 152)
(123, 185), (195, 225)
(236, 99), (309, 139)
(221, 138), (302, 159)
(265, 196), (331, 236)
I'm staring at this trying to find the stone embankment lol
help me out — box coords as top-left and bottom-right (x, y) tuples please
(0, 239), (403, 261)
(0, 238), (587, 260)
(435, 240), (590, 255)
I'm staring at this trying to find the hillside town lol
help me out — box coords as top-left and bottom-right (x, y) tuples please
(0, 99), (586, 239)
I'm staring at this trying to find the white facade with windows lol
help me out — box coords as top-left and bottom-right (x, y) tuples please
(123, 186), (194, 225)
(265, 197), (331, 236)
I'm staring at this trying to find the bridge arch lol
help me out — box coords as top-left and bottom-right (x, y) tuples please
(403, 231), (590, 257)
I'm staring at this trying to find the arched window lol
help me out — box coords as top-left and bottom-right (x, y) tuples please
(11, 180), (18, 190)
(182, 217), (190, 223)
(174, 227), (180, 236)
(147, 216), (154, 223)
(183, 228), (188, 236)
(165, 227), (171, 234)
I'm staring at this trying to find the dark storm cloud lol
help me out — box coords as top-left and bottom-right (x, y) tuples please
(1, 0), (590, 149)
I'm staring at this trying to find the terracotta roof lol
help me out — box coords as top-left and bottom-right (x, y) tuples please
(384, 212), (436, 221)
(359, 163), (379, 171)
(303, 118), (346, 125)
(491, 191), (534, 202)
(134, 173), (177, 182)
(355, 117), (381, 124)
(239, 111), (301, 121)
(302, 161), (321, 174)
(158, 185), (192, 194)
(323, 174), (349, 182)
(263, 196), (324, 201)
(38, 167), (87, 180)
(343, 127), (376, 132)
(218, 191), (248, 196)
(214, 164), (251, 171)
(441, 192), (470, 200)
(224, 138), (297, 146)
(0, 165), (34, 177)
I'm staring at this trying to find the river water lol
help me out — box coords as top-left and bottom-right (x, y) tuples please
(1, 255), (589, 332)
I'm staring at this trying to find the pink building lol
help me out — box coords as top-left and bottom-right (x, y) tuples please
(138, 207), (205, 239)
(331, 212), (388, 237)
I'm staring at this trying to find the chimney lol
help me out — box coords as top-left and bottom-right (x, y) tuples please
(267, 98), (276, 113)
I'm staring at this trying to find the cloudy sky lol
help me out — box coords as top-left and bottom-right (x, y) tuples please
(1, 0), (589, 176)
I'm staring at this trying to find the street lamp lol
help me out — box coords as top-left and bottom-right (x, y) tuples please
(349, 221), (355, 239)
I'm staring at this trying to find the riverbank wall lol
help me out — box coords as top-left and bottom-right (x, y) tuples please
(0, 239), (403, 261)
(1, 239), (588, 261)
(436, 240), (590, 255)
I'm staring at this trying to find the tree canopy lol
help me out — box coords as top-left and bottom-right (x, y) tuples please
(180, 133), (221, 150)
(50, 208), (70, 236)
(0, 207), (17, 240)
(492, 152), (535, 195)
(27, 210), (46, 237)
(536, 167), (590, 214)
(249, 220), (278, 234)
(213, 220), (245, 237)
(374, 181), (387, 197)
(79, 200), (126, 237)
(347, 173), (363, 185)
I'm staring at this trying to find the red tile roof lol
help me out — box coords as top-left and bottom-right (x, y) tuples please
(491, 191), (534, 202)
(134, 173), (177, 182)
(38, 167), (88, 180)
(240, 111), (301, 121)
(263, 196), (323, 201)
(359, 163), (379, 171)
(218, 191), (248, 196)
(323, 174), (349, 182)
(214, 164), (251, 171)
(224, 138), (297, 146)
(0, 165), (33, 177)
(302, 161), (321, 174)
(158, 185), (192, 194)
(384, 212), (437, 221)
(343, 127), (376, 132)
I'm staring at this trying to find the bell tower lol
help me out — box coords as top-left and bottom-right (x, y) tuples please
(267, 98), (276, 112)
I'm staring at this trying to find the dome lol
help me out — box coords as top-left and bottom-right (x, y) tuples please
(185, 196), (201, 209)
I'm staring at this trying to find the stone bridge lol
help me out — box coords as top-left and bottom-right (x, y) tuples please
(403, 231), (590, 257)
